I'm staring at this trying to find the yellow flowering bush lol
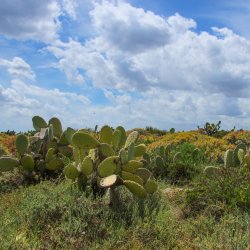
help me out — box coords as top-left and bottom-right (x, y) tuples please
(0, 133), (16, 155)
(223, 130), (250, 144)
(147, 131), (235, 161)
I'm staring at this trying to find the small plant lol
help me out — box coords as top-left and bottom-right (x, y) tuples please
(169, 128), (175, 133)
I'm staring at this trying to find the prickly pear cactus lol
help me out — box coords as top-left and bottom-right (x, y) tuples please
(0, 115), (73, 184)
(204, 142), (250, 179)
(224, 149), (234, 168)
(64, 126), (158, 200)
(149, 144), (176, 175)
(223, 143), (250, 170)
(204, 166), (220, 177)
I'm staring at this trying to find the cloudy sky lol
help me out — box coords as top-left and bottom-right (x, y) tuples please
(1, 0), (250, 132)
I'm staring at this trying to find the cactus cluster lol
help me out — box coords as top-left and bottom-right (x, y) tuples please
(149, 143), (189, 174)
(204, 141), (250, 177)
(199, 121), (221, 136)
(64, 125), (158, 199)
(150, 144), (173, 173)
(0, 116), (74, 182)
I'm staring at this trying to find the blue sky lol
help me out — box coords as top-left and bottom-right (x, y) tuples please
(1, 0), (250, 132)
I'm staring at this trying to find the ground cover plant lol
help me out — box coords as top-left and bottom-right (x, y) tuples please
(0, 117), (250, 249)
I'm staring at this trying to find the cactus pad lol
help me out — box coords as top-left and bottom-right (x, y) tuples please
(58, 131), (70, 146)
(124, 131), (139, 149)
(224, 149), (234, 168)
(127, 142), (135, 161)
(21, 155), (34, 171)
(48, 124), (54, 140)
(99, 143), (115, 158)
(144, 179), (158, 194)
(155, 156), (165, 168)
(58, 146), (73, 158)
(111, 129), (121, 149)
(123, 160), (143, 173)
(237, 149), (245, 165)
(65, 127), (75, 145)
(159, 146), (165, 158)
(0, 157), (19, 172)
(32, 116), (47, 131)
(173, 152), (182, 164)
(49, 117), (63, 138)
(45, 148), (56, 162)
(98, 156), (120, 177)
(46, 158), (64, 170)
(121, 171), (143, 186)
(100, 125), (113, 144)
(135, 168), (151, 183)
(72, 131), (100, 149)
(116, 126), (126, 147)
(123, 180), (147, 198)
(81, 156), (94, 176)
(119, 148), (128, 165)
(64, 163), (80, 179)
(233, 143), (246, 166)
(15, 134), (29, 156)
(204, 166), (220, 177)
(134, 144), (146, 157)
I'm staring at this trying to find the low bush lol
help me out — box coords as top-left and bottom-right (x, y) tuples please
(185, 166), (250, 216)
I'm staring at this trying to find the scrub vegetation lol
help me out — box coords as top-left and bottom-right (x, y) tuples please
(0, 117), (249, 249)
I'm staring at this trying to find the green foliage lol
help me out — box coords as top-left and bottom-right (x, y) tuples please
(145, 126), (167, 136)
(186, 166), (250, 215)
(0, 180), (167, 249)
(169, 128), (175, 133)
(1, 129), (16, 135)
(1, 180), (249, 249)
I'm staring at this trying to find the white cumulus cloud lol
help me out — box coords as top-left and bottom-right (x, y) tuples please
(0, 57), (36, 81)
(47, 1), (250, 98)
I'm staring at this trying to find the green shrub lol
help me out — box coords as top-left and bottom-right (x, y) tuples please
(186, 167), (250, 216)
(145, 126), (167, 136)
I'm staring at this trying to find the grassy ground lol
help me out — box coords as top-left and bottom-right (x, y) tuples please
(0, 179), (249, 250)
